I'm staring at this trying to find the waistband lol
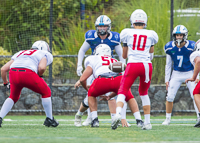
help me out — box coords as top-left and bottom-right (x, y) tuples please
(10, 68), (33, 72)
(98, 72), (121, 78)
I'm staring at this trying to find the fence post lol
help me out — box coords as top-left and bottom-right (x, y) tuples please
(49, 0), (53, 94)
(170, 0), (174, 41)
(80, 0), (85, 28)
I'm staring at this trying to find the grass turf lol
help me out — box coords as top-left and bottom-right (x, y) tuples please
(0, 115), (199, 143)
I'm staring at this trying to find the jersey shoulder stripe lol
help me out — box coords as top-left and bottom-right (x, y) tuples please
(164, 41), (174, 53)
(85, 30), (96, 40)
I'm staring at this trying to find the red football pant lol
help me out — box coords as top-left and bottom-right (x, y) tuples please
(88, 75), (134, 102)
(118, 63), (152, 96)
(9, 68), (51, 103)
(193, 81), (200, 95)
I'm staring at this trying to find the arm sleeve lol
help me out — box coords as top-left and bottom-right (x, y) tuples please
(45, 52), (53, 66)
(77, 41), (90, 66)
(84, 56), (93, 69)
(151, 31), (159, 45)
(165, 54), (172, 83)
(115, 44), (126, 63)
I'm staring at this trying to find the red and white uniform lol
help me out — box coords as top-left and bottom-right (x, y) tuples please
(190, 51), (200, 95)
(118, 28), (158, 96)
(9, 50), (53, 103)
(85, 55), (134, 101)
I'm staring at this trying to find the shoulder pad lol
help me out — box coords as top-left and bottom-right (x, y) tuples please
(85, 30), (96, 40)
(110, 31), (120, 42)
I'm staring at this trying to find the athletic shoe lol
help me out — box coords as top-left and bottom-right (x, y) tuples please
(43, 117), (59, 127)
(0, 117), (2, 127)
(162, 117), (171, 125)
(136, 119), (144, 127)
(82, 117), (92, 126)
(194, 117), (200, 127)
(111, 114), (121, 130)
(91, 117), (99, 127)
(141, 123), (152, 130)
(74, 114), (82, 127)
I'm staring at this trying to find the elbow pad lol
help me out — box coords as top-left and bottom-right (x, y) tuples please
(150, 53), (154, 60)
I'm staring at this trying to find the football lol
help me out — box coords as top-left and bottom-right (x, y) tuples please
(109, 61), (126, 73)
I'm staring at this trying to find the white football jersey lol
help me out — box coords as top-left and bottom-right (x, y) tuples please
(190, 51), (200, 66)
(120, 28), (158, 63)
(84, 55), (118, 78)
(10, 50), (53, 73)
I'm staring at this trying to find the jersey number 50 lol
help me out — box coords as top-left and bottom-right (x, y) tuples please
(101, 56), (117, 65)
(132, 34), (147, 51)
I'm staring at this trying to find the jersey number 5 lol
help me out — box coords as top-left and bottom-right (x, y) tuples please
(101, 56), (117, 65)
(132, 34), (147, 51)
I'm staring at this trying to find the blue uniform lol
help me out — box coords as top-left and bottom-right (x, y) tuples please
(85, 30), (120, 56)
(164, 40), (195, 72)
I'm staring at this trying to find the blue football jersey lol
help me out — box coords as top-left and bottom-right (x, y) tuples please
(164, 40), (195, 72)
(85, 30), (120, 56)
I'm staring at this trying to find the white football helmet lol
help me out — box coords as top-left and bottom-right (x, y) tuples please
(172, 25), (188, 46)
(130, 9), (147, 28)
(31, 40), (50, 52)
(95, 15), (111, 36)
(94, 44), (111, 57)
(194, 39), (200, 51)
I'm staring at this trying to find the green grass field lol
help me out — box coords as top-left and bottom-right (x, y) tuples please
(0, 115), (199, 143)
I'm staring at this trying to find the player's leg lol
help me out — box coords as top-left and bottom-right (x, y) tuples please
(107, 93), (116, 122)
(192, 82), (200, 127)
(25, 71), (58, 127)
(186, 81), (199, 118)
(0, 69), (22, 127)
(162, 73), (182, 125)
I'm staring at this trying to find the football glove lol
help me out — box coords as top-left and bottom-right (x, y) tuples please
(4, 82), (10, 90)
(77, 65), (83, 76)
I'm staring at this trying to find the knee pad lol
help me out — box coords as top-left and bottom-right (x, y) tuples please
(166, 96), (174, 102)
(82, 100), (89, 108)
(140, 95), (150, 106)
(116, 94), (125, 104)
(82, 96), (89, 108)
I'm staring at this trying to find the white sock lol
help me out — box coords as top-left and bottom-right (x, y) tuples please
(121, 102), (127, 119)
(77, 110), (84, 116)
(111, 113), (116, 121)
(166, 113), (171, 119)
(133, 111), (142, 120)
(87, 108), (91, 119)
(144, 114), (150, 124)
(42, 97), (53, 119)
(193, 100), (199, 118)
(91, 111), (98, 120)
(0, 98), (14, 119)
(116, 107), (122, 115)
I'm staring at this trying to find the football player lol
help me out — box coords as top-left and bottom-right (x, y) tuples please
(185, 39), (200, 127)
(75, 15), (132, 127)
(0, 41), (59, 127)
(162, 25), (199, 125)
(74, 44), (143, 127)
(112, 9), (158, 130)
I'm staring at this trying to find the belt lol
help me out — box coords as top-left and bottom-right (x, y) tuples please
(11, 69), (26, 72)
(98, 72), (121, 78)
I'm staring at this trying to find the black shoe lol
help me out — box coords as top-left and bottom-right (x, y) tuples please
(194, 118), (200, 127)
(136, 119), (144, 127)
(43, 117), (59, 127)
(0, 117), (2, 127)
(91, 117), (99, 127)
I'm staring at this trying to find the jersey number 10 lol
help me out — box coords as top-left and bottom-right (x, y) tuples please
(132, 34), (147, 51)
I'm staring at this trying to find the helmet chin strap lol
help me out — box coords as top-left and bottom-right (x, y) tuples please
(176, 39), (184, 46)
(98, 29), (107, 36)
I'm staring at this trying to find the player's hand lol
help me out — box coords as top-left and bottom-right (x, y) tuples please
(77, 65), (83, 76)
(121, 119), (129, 127)
(74, 80), (81, 89)
(165, 82), (169, 91)
(4, 82), (10, 89)
(195, 79), (199, 84)
(99, 95), (110, 101)
(185, 77), (195, 83)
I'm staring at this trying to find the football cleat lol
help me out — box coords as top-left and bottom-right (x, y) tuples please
(91, 117), (99, 127)
(141, 123), (152, 130)
(82, 117), (92, 126)
(194, 117), (200, 127)
(111, 114), (121, 130)
(136, 119), (144, 127)
(74, 114), (82, 127)
(0, 117), (2, 127)
(43, 117), (59, 127)
(162, 117), (171, 125)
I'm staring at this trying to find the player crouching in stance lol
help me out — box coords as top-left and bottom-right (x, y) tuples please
(74, 44), (143, 127)
(111, 9), (158, 130)
(185, 39), (200, 127)
(0, 40), (59, 128)
(162, 25), (199, 125)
